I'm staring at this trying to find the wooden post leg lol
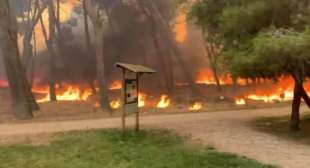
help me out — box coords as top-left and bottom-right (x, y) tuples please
(136, 73), (140, 132)
(122, 69), (126, 136)
(122, 109), (126, 136)
(136, 111), (139, 132)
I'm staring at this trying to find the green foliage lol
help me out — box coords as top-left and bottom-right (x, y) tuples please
(225, 28), (310, 79)
(190, 0), (310, 80)
(0, 129), (276, 168)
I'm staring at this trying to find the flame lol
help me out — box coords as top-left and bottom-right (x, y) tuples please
(189, 102), (203, 111)
(247, 90), (294, 103)
(109, 80), (122, 90)
(18, 0), (80, 53)
(0, 80), (9, 88)
(196, 69), (230, 85)
(175, 82), (189, 87)
(174, 14), (187, 43)
(195, 68), (247, 86)
(235, 99), (246, 105)
(110, 100), (121, 109)
(35, 84), (92, 103)
(94, 101), (100, 108)
(157, 95), (171, 109)
(244, 77), (297, 103)
(138, 93), (146, 108)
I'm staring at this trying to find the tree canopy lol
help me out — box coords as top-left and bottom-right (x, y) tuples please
(189, 0), (310, 130)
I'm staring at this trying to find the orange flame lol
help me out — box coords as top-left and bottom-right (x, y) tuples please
(243, 77), (297, 103)
(138, 93), (146, 108)
(195, 69), (232, 85)
(174, 14), (187, 43)
(235, 99), (246, 105)
(110, 100), (121, 109)
(35, 84), (92, 103)
(94, 101), (100, 108)
(195, 68), (247, 86)
(189, 102), (203, 111)
(0, 80), (9, 88)
(109, 80), (122, 90)
(157, 95), (171, 109)
(18, 0), (80, 53)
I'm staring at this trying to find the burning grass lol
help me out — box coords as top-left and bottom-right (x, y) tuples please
(252, 115), (310, 145)
(0, 129), (276, 168)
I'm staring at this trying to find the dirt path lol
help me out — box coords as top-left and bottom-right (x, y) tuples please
(0, 106), (309, 168)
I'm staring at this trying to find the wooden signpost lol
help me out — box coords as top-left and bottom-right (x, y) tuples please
(116, 63), (156, 133)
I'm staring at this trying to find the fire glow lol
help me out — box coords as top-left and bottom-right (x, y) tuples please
(174, 14), (187, 43)
(0, 80), (8, 88)
(138, 93), (146, 108)
(110, 100), (121, 109)
(109, 80), (122, 90)
(195, 69), (233, 85)
(157, 95), (171, 109)
(35, 84), (92, 103)
(189, 102), (203, 111)
(235, 99), (246, 105)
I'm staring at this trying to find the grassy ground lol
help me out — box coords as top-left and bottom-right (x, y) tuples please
(253, 115), (310, 145)
(0, 129), (276, 168)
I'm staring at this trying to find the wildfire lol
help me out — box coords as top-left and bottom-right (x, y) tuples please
(195, 68), (248, 86)
(94, 101), (100, 108)
(174, 14), (187, 43)
(235, 99), (246, 105)
(18, 0), (81, 53)
(189, 102), (203, 111)
(138, 93), (146, 108)
(0, 80), (8, 88)
(247, 90), (294, 103)
(157, 95), (171, 109)
(195, 69), (230, 85)
(244, 77), (297, 103)
(35, 85), (92, 103)
(109, 80), (122, 90)
(110, 100), (121, 109)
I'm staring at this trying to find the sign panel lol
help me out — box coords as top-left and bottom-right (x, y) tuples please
(124, 70), (138, 115)
(124, 103), (138, 115)
(125, 80), (138, 104)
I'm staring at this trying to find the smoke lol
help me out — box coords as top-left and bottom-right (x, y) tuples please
(5, 0), (209, 90)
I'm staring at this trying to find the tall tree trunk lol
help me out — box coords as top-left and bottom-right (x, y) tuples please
(151, 30), (172, 93)
(206, 48), (222, 92)
(84, 1), (111, 112)
(0, 0), (34, 119)
(22, 1), (47, 67)
(82, 0), (96, 94)
(29, 29), (37, 87)
(202, 28), (222, 92)
(47, 0), (57, 101)
(301, 86), (310, 108)
(147, 1), (199, 95)
(22, 32), (33, 66)
(291, 79), (302, 131)
(211, 64), (222, 91)
(95, 27), (111, 111)
(82, 0), (92, 54)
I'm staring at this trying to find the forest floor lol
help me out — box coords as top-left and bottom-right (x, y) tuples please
(0, 106), (309, 168)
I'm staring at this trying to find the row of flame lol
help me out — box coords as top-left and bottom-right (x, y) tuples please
(0, 69), (307, 110)
(109, 94), (204, 111)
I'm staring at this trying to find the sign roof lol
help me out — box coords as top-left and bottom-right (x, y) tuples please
(116, 62), (156, 73)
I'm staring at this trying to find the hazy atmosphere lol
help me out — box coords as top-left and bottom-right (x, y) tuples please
(0, 0), (310, 168)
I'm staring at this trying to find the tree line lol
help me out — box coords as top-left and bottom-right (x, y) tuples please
(0, 0), (199, 119)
